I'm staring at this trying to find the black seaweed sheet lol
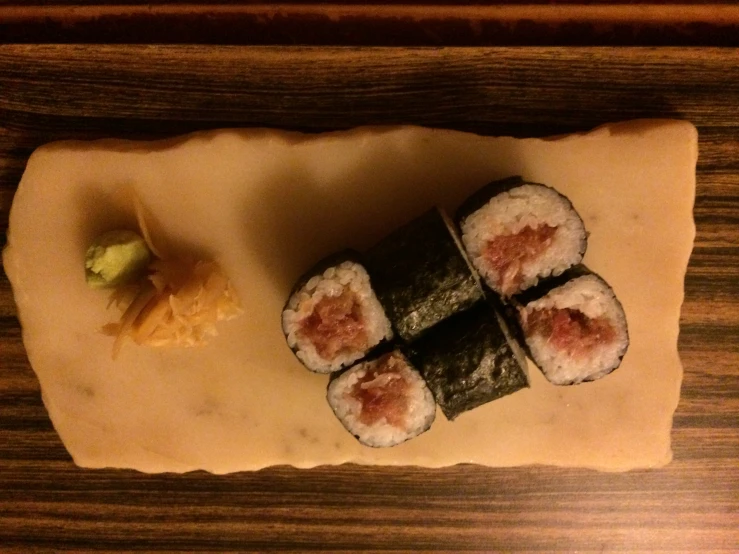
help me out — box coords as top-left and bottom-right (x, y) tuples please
(407, 302), (529, 420)
(286, 250), (363, 297)
(512, 264), (594, 306)
(513, 264), (630, 385)
(365, 208), (482, 342)
(281, 249), (391, 373)
(455, 175), (527, 225)
(455, 176), (588, 298)
(326, 348), (436, 448)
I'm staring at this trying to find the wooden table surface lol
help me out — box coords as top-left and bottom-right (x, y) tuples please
(3, 2), (739, 46)
(1, 45), (738, 552)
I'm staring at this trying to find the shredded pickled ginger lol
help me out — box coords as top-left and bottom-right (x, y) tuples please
(101, 193), (242, 358)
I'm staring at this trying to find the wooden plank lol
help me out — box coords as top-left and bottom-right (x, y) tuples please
(2, 5), (739, 46)
(1, 1), (736, 5)
(2, 46), (739, 128)
(0, 45), (737, 552)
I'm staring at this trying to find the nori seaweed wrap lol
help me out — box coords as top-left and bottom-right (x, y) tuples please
(365, 208), (483, 342)
(327, 348), (437, 447)
(282, 250), (393, 374)
(514, 265), (629, 385)
(456, 176), (587, 297)
(407, 302), (529, 420)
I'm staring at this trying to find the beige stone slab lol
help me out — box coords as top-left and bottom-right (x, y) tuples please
(3, 120), (696, 473)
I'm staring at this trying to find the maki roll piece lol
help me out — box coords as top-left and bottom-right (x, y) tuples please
(327, 349), (436, 447)
(516, 266), (629, 386)
(282, 251), (393, 374)
(409, 303), (529, 421)
(456, 176), (587, 297)
(365, 208), (483, 342)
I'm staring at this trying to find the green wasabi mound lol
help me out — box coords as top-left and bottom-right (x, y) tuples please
(85, 230), (152, 289)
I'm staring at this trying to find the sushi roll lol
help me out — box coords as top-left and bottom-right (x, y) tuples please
(456, 176), (587, 297)
(515, 266), (629, 385)
(408, 302), (529, 421)
(327, 349), (436, 447)
(282, 251), (393, 374)
(365, 208), (483, 342)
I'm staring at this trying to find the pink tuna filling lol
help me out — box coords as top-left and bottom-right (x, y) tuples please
(524, 307), (617, 359)
(349, 353), (411, 428)
(299, 289), (368, 360)
(483, 224), (557, 295)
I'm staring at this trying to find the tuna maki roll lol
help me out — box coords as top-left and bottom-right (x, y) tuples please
(282, 251), (393, 374)
(456, 176), (587, 297)
(365, 208), (483, 342)
(515, 266), (629, 385)
(408, 302), (529, 421)
(327, 349), (436, 447)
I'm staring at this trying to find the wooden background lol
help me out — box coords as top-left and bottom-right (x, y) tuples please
(1, 45), (738, 552)
(3, 3), (739, 45)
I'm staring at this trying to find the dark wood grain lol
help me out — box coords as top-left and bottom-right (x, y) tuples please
(0, 45), (738, 552)
(2, 1), (737, 5)
(2, 5), (739, 46)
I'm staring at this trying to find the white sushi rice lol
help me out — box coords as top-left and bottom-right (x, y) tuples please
(520, 275), (629, 385)
(460, 184), (586, 296)
(282, 261), (393, 374)
(327, 352), (436, 447)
